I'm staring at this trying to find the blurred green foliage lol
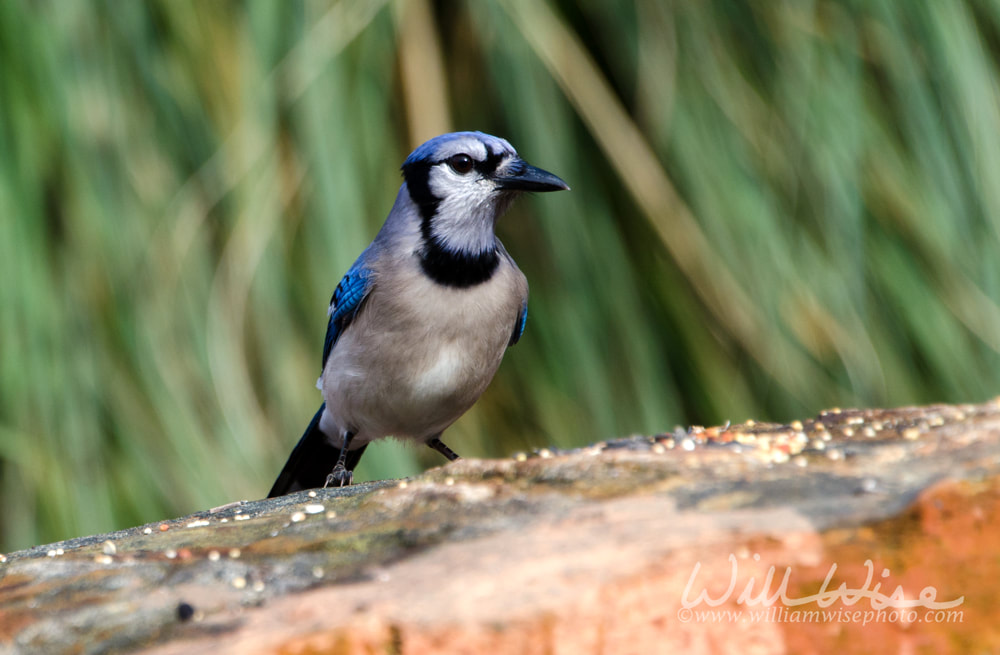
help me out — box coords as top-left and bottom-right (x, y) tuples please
(2, 0), (1000, 551)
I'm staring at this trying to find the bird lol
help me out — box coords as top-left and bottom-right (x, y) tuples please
(267, 131), (568, 497)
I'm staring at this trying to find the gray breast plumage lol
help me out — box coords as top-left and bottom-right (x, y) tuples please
(318, 244), (527, 447)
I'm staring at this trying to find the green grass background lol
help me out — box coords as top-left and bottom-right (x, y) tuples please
(2, 0), (999, 551)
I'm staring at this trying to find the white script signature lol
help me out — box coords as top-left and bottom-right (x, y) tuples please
(681, 555), (964, 610)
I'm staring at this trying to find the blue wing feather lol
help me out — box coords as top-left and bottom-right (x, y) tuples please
(322, 260), (374, 368)
(509, 300), (528, 346)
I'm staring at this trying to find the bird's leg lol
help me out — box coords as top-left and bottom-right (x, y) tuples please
(324, 431), (355, 487)
(426, 436), (461, 462)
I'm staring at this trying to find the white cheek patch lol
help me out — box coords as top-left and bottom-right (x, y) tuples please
(427, 167), (498, 253)
(427, 165), (488, 197)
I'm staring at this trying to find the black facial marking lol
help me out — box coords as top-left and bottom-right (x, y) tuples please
(474, 149), (507, 176)
(401, 160), (440, 223)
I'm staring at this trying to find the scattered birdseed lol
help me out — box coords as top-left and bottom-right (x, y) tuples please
(143, 527), (153, 535)
(790, 420), (803, 431)
(252, 580), (266, 592)
(228, 548), (241, 559)
(312, 566), (325, 579)
(651, 443), (665, 454)
(159, 524), (170, 532)
(398, 480), (409, 489)
(304, 503), (325, 514)
(208, 500), (245, 514)
(538, 448), (553, 458)
(863, 427), (876, 438)
(793, 455), (808, 468)
(94, 555), (113, 565)
(165, 549), (178, 559)
(859, 478), (879, 493)
(234, 514), (249, 521)
(325, 511), (337, 520)
(902, 427), (921, 440)
(827, 449), (844, 461)
(186, 520), (210, 529)
(232, 577), (247, 589)
(843, 428), (854, 437)
(514, 452), (527, 462)
(0, 554), (6, 563)
(290, 512), (306, 523)
(444, 477), (455, 486)
(208, 550), (221, 562)
(680, 438), (695, 451)
(102, 541), (117, 556)
(307, 490), (318, 498)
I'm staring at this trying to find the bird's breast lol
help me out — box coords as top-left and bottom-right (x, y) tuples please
(320, 256), (527, 442)
(413, 343), (467, 399)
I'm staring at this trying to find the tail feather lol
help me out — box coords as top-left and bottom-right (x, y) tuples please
(267, 403), (368, 497)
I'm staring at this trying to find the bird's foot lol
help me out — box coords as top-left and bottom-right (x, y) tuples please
(323, 465), (353, 488)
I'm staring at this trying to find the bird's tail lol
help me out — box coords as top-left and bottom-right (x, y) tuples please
(267, 403), (368, 497)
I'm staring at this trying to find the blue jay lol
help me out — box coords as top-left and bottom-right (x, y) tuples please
(268, 131), (568, 497)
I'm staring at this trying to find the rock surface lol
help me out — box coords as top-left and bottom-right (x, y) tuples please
(2, 400), (998, 654)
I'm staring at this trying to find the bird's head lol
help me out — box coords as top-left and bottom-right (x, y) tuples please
(400, 132), (568, 277)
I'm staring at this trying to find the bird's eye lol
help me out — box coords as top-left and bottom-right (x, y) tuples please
(447, 154), (475, 175)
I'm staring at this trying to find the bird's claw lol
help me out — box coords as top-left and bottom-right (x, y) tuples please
(324, 465), (353, 488)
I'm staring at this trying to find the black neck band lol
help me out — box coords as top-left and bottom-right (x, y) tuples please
(419, 237), (499, 287)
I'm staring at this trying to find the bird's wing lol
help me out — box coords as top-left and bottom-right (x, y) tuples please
(508, 299), (528, 346)
(322, 259), (375, 369)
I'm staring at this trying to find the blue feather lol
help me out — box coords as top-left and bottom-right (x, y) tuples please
(509, 300), (528, 346)
(323, 260), (374, 368)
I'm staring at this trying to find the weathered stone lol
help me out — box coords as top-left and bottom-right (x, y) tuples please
(1, 400), (997, 654)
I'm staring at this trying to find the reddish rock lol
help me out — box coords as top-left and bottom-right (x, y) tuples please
(2, 400), (997, 654)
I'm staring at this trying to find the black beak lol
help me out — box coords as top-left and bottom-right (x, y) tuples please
(495, 160), (570, 192)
